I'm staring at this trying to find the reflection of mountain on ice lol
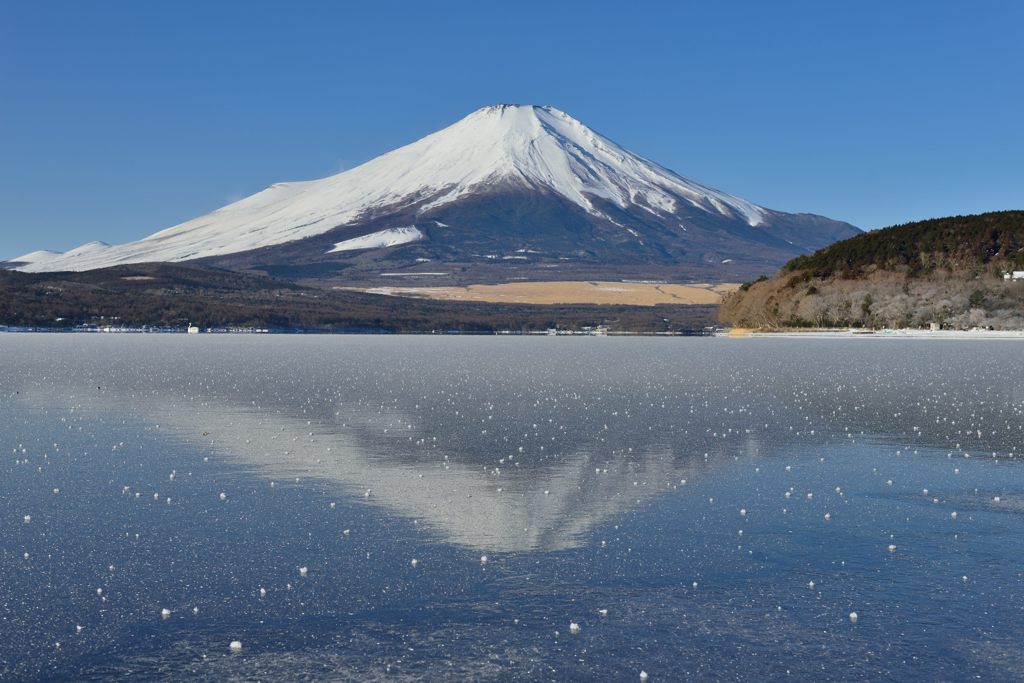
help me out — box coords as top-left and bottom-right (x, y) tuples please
(140, 400), (701, 552)
(25, 381), (709, 552)
(233, 415), (696, 550)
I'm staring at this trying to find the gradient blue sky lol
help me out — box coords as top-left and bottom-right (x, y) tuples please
(2, 1), (1022, 259)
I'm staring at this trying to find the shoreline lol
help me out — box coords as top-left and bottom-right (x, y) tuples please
(0, 328), (710, 337)
(4, 327), (1024, 339)
(725, 328), (1024, 339)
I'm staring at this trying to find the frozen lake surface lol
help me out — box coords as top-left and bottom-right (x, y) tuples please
(2, 335), (1023, 681)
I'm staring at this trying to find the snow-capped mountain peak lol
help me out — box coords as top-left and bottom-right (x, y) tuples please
(328, 103), (766, 226)
(9, 105), (768, 272)
(6, 104), (857, 279)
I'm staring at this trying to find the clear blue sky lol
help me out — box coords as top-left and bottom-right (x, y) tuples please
(2, 0), (1022, 258)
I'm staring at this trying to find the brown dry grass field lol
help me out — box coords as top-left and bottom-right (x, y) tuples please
(341, 281), (740, 306)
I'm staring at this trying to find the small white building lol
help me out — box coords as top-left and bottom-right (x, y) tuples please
(187, 325), (200, 334)
(1003, 271), (1024, 280)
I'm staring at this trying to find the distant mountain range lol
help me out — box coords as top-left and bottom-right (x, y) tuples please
(720, 211), (1024, 329)
(4, 105), (858, 284)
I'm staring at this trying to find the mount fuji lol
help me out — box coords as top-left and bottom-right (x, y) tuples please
(5, 105), (858, 284)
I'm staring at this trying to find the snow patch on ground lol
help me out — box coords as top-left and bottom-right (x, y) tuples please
(328, 227), (424, 253)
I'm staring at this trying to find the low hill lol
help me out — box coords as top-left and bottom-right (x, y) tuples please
(0, 263), (716, 334)
(719, 211), (1024, 329)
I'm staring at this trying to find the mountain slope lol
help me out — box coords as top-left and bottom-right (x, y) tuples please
(5, 105), (859, 283)
(719, 211), (1024, 329)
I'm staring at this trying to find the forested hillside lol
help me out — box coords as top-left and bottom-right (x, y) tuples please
(720, 211), (1024, 329)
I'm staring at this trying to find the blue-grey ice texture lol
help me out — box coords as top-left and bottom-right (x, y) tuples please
(1, 335), (1023, 681)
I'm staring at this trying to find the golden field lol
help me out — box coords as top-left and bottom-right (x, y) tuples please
(343, 281), (739, 306)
